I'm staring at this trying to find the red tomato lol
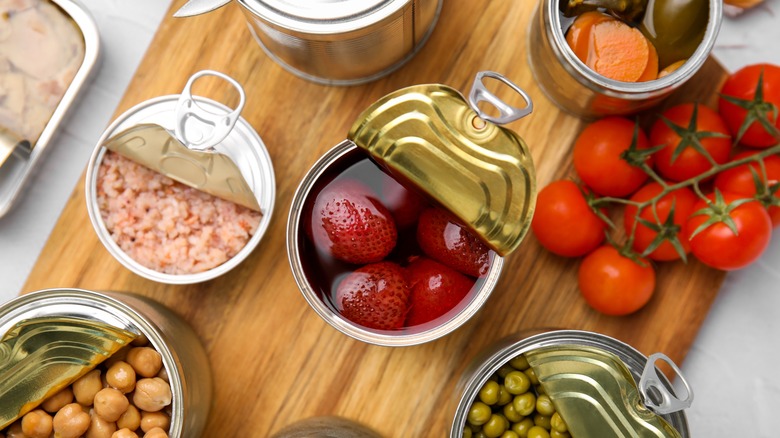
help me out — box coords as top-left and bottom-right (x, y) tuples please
(650, 103), (732, 182)
(714, 152), (780, 226)
(531, 180), (607, 257)
(719, 64), (780, 148)
(578, 245), (655, 316)
(573, 117), (653, 197)
(624, 183), (697, 261)
(684, 192), (773, 271)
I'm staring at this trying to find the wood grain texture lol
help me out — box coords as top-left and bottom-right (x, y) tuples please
(23, 0), (728, 436)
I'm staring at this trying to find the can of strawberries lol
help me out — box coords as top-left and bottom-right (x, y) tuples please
(287, 72), (537, 346)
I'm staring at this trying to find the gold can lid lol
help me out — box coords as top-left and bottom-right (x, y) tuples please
(526, 345), (693, 438)
(348, 72), (536, 256)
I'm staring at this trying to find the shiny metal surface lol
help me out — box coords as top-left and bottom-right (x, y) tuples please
(286, 141), (505, 347)
(173, 0), (232, 18)
(0, 0), (100, 218)
(0, 127), (29, 169)
(238, 0), (442, 85)
(85, 95), (276, 284)
(348, 80), (536, 256)
(0, 289), (212, 437)
(527, 0), (722, 118)
(450, 330), (691, 438)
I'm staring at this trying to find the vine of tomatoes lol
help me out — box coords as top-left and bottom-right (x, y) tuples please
(531, 63), (780, 316)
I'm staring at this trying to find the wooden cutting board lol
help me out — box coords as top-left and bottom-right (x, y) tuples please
(23, 0), (728, 435)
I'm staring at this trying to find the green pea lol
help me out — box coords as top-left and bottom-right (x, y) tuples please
(483, 414), (508, 438)
(533, 414), (552, 430)
(468, 402), (492, 426)
(497, 385), (512, 406)
(463, 427), (473, 438)
(536, 394), (555, 417)
(524, 368), (539, 385)
(502, 402), (524, 423)
(509, 355), (529, 371)
(512, 392), (536, 416)
(504, 371), (531, 395)
(480, 380), (501, 405)
(497, 364), (516, 378)
(527, 426), (551, 438)
(511, 418), (535, 438)
(475, 432), (488, 438)
(501, 431), (520, 438)
(550, 430), (571, 438)
(551, 412), (568, 433)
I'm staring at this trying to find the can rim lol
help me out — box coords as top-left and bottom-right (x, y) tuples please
(543, 0), (723, 98)
(0, 288), (186, 437)
(286, 140), (505, 347)
(85, 95), (276, 285)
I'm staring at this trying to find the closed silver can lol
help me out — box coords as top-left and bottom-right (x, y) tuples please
(0, 288), (212, 437)
(451, 330), (692, 437)
(527, 0), (722, 118)
(176, 0), (442, 85)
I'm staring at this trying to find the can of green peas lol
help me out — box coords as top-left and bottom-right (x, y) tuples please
(0, 289), (211, 437)
(451, 330), (692, 438)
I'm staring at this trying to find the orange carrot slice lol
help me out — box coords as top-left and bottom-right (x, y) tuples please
(588, 19), (655, 82)
(658, 60), (687, 78)
(637, 38), (659, 82)
(565, 11), (613, 61)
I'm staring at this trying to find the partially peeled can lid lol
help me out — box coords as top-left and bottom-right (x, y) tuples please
(0, 126), (30, 169)
(348, 71), (536, 256)
(102, 70), (262, 212)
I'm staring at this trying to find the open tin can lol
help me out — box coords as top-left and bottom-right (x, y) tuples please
(85, 70), (276, 284)
(174, 0), (442, 85)
(287, 72), (536, 346)
(527, 0), (722, 118)
(0, 288), (212, 437)
(451, 330), (693, 437)
(0, 0), (100, 217)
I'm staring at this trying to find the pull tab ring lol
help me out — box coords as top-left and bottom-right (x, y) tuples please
(468, 71), (533, 125)
(174, 70), (246, 152)
(638, 353), (694, 415)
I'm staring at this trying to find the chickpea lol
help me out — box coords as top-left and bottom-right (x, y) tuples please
(140, 411), (170, 433)
(21, 409), (53, 438)
(94, 387), (130, 422)
(73, 369), (103, 405)
(156, 367), (169, 383)
(133, 378), (172, 412)
(86, 410), (117, 438)
(131, 333), (149, 347)
(126, 347), (163, 378)
(143, 427), (168, 438)
(42, 387), (75, 413)
(53, 403), (91, 438)
(117, 405), (141, 431)
(111, 429), (140, 438)
(107, 361), (137, 394)
(5, 421), (24, 438)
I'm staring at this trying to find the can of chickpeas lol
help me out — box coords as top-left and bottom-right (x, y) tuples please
(0, 288), (211, 437)
(451, 330), (692, 438)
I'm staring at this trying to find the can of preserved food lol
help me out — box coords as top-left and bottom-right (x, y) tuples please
(287, 72), (536, 346)
(173, 0), (442, 85)
(271, 416), (383, 438)
(0, 288), (211, 437)
(528, 0), (722, 118)
(451, 329), (693, 438)
(85, 70), (276, 284)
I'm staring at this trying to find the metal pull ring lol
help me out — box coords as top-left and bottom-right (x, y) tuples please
(468, 71), (533, 125)
(638, 353), (694, 415)
(174, 70), (246, 152)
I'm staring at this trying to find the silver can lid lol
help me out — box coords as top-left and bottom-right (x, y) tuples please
(240, 0), (409, 33)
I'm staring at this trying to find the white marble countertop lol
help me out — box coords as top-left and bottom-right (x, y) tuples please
(1, 0), (779, 435)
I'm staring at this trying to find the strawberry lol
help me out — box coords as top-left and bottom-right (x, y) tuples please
(311, 179), (397, 264)
(416, 207), (491, 277)
(405, 257), (474, 326)
(381, 175), (428, 229)
(336, 262), (410, 330)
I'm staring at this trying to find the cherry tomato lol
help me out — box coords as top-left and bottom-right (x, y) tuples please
(719, 63), (780, 148)
(714, 152), (780, 226)
(573, 117), (653, 197)
(684, 192), (772, 271)
(531, 180), (607, 257)
(650, 103), (732, 182)
(578, 245), (655, 316)
(624, 183), (697, 261)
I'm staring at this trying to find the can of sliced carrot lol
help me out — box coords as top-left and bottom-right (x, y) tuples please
(528, 0), (722, 118)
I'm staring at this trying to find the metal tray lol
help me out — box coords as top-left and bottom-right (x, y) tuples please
(0, 0), (100, 218)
